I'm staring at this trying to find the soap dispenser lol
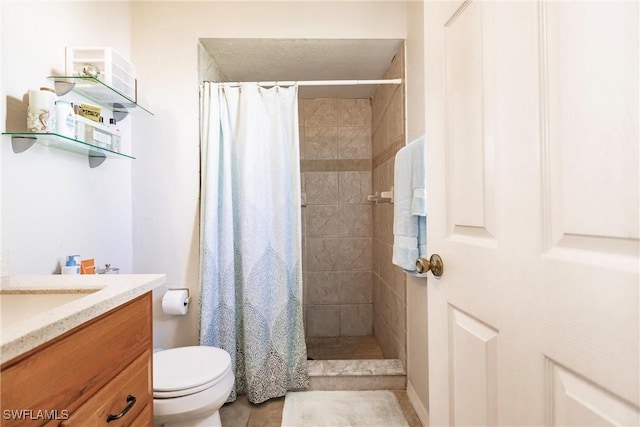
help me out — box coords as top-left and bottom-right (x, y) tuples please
(62, 255), (80, 275)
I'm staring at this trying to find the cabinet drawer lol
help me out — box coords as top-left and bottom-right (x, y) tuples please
(130, 405), (152, 427)
(1, 293), (152, 426)
(61, 351), (151, 426)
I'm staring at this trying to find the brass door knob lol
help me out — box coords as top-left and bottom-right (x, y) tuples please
(415, 254), (444, 278)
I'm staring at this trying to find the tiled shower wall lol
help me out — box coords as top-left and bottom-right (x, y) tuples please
(372, 49), (407, 365)
(300, 98), (374, 338)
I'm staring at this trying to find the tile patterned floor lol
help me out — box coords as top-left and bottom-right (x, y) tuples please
(219, 390), (423, 427)
(219, 336), (423, 426)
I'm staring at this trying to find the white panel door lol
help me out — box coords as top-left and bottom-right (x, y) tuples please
(424, 1), (639, 425)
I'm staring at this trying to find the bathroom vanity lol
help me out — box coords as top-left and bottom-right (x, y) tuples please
(0, 275), (165, 426)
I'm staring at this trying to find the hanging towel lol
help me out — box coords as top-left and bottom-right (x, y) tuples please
(392, 136), (427, 271)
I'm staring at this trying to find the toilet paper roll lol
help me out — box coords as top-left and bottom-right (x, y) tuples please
(162, 290), (189, 315)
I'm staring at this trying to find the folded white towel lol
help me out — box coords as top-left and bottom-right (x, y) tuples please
(392, 136), (427, 271)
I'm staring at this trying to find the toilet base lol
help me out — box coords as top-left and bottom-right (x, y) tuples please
(155, 410), (220, 427)
(153, 366), (233, 427)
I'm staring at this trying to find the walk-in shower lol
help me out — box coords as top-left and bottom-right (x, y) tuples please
(198, 38), (407, 367)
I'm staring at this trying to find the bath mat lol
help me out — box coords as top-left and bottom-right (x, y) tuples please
(281, 390), (409, 426)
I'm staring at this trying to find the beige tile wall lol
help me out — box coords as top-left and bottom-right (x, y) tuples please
(299, 47), (406, 359)
(372, 48), (407, 366)
(300, 98), (374, 338)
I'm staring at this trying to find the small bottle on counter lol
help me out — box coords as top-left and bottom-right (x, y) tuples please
(61, 255), (80, 275)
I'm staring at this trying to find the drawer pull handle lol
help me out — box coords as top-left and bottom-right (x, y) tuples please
(106, 394), (136, 423)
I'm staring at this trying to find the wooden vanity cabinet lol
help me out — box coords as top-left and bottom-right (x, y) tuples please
(0, 293), (153, 426)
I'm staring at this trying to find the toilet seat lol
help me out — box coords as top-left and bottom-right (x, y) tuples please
(153, 346), (232, 399)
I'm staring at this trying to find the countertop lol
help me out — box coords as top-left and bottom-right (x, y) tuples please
(0, 274), (166, 365)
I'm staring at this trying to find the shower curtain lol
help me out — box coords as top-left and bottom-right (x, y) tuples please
(199, 82), (309, 404)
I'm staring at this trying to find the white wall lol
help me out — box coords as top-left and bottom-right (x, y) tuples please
(1, 1), (133, 275)
(0, 0), (417, 359)
(130, 1), (408, 350)
(404, 1), (429, 424)
(0, 0), (5, 275)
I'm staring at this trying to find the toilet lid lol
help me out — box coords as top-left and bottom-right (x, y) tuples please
(153, 346), (232, 393)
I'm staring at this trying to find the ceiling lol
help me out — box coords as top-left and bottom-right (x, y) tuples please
(200, 38), (404, 98)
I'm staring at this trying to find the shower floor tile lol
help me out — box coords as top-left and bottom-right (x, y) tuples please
(306, 335), (384, 360)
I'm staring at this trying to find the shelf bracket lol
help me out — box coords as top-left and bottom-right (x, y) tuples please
(53, 80), (76, 96)
(11, 136), (37, 153)
(88, 150), (107, 168)
(112, 103), (129, 122)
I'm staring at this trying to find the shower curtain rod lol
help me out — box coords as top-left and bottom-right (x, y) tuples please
(217, 78), (402, 87)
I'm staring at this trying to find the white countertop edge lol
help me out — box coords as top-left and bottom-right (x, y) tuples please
(1, 274), (166, 365)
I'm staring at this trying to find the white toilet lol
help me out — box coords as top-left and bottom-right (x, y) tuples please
(153, 346), (234, 427)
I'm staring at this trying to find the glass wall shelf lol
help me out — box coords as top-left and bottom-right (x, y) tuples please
(2, 132), (134, 168)
(47, 76), (153, 118)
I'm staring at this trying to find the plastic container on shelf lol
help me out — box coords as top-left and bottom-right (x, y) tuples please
(27, 87), (57, 132)
(108, 118), (121, 152)
(55, 100), (75, 138)
(75, 115), (114, 150)
(65, 46), (137, 100)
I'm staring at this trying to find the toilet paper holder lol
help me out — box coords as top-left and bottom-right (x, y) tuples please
(166, 287), (191, 306)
